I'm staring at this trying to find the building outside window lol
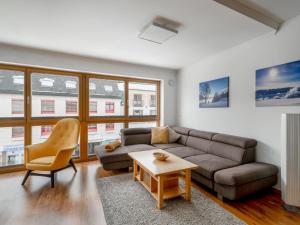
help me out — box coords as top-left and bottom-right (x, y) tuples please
(150, 95), (156, 107)
(12, 127), (24, 138)
(133, 94), (143, 107)
(41, 125), (54, 137)
(11, 99), (24, 114)
(88, 124), (97, 133)
(105, 102), (114, 113)
(89, 101), (97, 114)
(66, 100), (78, 114)
(41, 100), (55, 114)
(150, 110), (156, 115)
(129, 82), (157, 116)
(133, 109), (143, 116)
(105, 123), (115, 132)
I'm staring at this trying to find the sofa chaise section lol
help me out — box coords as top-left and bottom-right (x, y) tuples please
(95, 144), (156, 170)
(214, 162), (278, 200)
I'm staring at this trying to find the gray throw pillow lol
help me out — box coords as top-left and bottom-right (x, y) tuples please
(168, 127), (181, 143)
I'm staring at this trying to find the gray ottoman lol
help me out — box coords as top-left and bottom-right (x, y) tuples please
(214, 162), (278, 200)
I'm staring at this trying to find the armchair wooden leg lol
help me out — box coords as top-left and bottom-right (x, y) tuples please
(69, 159), (77, 173)
(22, 170), (32, 185)
(50, 171), (55, 188)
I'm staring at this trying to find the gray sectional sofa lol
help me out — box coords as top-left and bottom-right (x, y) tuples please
(95, 126), (278, 200)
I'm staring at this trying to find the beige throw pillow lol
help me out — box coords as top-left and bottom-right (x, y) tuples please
(168, 127), (181, 143)
(151, 127), (169, 144)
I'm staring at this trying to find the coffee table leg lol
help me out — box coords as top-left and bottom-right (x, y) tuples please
(133, 160), (138, 181)
(185, 169), (191, 201)
(157, 175), (164, 209)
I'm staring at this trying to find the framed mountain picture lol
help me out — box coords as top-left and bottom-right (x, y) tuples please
(199, 77), (229, 108)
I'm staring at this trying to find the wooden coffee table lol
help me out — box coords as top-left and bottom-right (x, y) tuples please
(128, 149), (198, 209)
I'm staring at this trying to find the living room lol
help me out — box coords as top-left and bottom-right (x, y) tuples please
(0, 1), (300, 225)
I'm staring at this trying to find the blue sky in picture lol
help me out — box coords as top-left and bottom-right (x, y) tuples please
(200, 77), (229, 95)
(256, 60), (300, 90)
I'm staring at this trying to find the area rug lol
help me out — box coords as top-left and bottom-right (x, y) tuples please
(96, 174), (246, 225)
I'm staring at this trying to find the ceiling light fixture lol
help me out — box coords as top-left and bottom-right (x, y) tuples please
(139, 22), (178, 44)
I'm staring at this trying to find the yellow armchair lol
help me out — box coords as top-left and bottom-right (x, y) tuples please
(22, 118), (81, 188)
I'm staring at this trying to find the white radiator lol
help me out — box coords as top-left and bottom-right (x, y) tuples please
(281, 113), (300, 208)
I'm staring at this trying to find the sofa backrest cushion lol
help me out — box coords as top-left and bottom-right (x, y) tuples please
(208, 134), (257, 164)
(121, 128), (151, 146)
(170, 126), (191, 145)
(189, 129), (216, 140)
(185, 129), (216, 152)
(212, 134), (257, 148)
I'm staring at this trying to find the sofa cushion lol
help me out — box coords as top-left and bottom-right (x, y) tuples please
(186, 136), (211, 152)
(95, 144), (156, 164)
(185, 154), (239, 179)
(208, 141), (251, 164)
(170, 126), (190, 135)
(170, 126), (191, 145)
(121, 128), (151, 146)
(213, 134), (257, 148)
(152, 143), (184, 150)
(214, 162), (278, 186)
(189, 129), (216, 140)
(151, 127), (169, 144)
(168, 127), (181, 143)
(122, 128), (151, 135)
(165, 147), (205, 158)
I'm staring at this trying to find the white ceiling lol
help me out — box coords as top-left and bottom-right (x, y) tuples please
(0, 0), (299, 69)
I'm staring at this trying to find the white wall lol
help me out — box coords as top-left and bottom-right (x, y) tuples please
(177, 15), (300, 188)
(0, 44), (177, 125)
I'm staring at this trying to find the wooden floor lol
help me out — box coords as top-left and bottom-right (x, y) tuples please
(0, 161), (299, 225)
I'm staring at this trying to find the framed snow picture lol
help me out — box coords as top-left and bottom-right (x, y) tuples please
(256, 60), (300, 107)
(199, 77), (229, 108)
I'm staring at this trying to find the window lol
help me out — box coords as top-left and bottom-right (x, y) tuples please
(0, 127), (24, 167)
(129, 82), (157, 116)
(0, 64), (160, 171)
(89, 78), (124, 117)
(133, 109), (143, 116)
(12, 99), (24, 114)
(12, 127), (24, 138)
(105, 123), (115, 132)
(88, 124), (97, 133)
(89, 101), (97, 114)
(133, 94), (143, 107)
(88, 123), (123, 156)
(66, 100), (78, 114)
(0, 70), (24, 118)
(41, 100), (55, 114)
(150, 95), (156, 107)
(105, 102), (115, 113)
(31, 73), (79, 117)
(41, 125), (54, 137)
